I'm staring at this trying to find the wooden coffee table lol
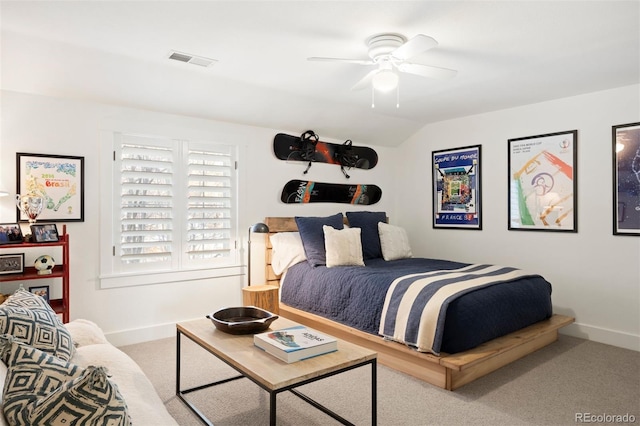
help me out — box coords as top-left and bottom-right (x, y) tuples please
(176, 317), (377, 425)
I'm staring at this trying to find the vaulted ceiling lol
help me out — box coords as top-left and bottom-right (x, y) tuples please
(1, 1), (638, 146)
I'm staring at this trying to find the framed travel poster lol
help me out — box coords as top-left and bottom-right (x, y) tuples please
(612, 122), (640, 236)
(508, 130), (577, 232)
(16, 153), (85, 222)
(432, 145), (482, 230)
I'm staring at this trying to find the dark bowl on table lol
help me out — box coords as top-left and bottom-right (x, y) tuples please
(206, 306), (278, 335)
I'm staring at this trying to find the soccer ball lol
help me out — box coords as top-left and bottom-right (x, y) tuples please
(34, 255), (55, 275)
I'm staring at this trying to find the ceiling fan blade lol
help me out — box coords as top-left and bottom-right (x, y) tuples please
(398, 63), (457, 79)
(391, 34), (438, 61)
(307, 57), (374, 65)
(350, 69), (379, 91)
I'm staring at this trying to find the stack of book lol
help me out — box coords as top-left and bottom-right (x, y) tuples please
(253, 325), (338, 363)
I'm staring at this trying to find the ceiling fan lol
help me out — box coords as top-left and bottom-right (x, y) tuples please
(308, 33), (457, 92)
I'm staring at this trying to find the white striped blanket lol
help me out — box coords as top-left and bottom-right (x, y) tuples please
(378, 264), (538, 355)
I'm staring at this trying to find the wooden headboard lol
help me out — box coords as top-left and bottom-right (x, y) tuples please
(263, 216), (350, 287)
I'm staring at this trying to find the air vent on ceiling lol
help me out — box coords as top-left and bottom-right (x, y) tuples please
(168, 50), (217, 68)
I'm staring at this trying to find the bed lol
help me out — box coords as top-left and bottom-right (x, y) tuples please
(263, 214), (574, 390)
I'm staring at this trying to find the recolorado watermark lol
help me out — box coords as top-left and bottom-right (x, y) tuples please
(575, 413), (636, 423)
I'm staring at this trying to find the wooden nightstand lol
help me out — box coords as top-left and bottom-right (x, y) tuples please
(242, 284), (279, 315)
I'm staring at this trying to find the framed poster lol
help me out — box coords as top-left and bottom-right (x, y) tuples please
(432, 145), (482, 229)
(612, 122), (640, 236)
(508, 130), (577, 232)
(16, 153), (84, 222)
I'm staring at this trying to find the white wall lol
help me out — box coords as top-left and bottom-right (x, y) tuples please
(0, 90), (397, 345)
(394, 85), (640, 351)
(1, 87), (637, 351)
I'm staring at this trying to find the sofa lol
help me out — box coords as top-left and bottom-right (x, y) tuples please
(0, 289), (177, 425)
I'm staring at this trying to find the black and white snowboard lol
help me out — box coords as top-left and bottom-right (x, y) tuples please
(281, 179), (382, 205)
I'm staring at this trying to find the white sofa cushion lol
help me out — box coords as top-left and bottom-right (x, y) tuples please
(2, 340), (131, 425)
(0, 319), (177, 426)
(72, 343), (177, 425)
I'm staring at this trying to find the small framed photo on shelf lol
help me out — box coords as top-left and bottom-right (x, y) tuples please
(0, 253), (25, 275)
(0, 224), (24, 245)
(30, 224), (59, 243)
(29, 285), (50, 303)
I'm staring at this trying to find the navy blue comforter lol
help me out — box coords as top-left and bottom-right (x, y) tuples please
(280, 258), (552, 354)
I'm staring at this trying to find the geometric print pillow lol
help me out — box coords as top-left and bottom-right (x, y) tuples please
(2, 340), (131, 426)
(0, 289), (74, 362)
(1, 340), (82, 423)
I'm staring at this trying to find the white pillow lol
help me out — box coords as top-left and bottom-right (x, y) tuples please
(269, 232), (307, 275)
(323, 225), (365, 267)
(378, 222), (413, 261)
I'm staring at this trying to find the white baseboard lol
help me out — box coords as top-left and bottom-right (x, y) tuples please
(105, 318), (640, 353)
(106, 317), (201, 347)
(561, 322), (639, 352)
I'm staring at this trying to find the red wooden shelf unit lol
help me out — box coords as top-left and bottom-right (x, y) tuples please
(0, 225), (70, 323)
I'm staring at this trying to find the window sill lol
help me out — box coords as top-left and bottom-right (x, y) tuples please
(99, 265), (243, 289)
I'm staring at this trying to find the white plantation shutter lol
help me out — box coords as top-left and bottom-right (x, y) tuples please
(113, 134), (237, 275)
(118, 138), (175, 269)
(186, 144), (234, 265)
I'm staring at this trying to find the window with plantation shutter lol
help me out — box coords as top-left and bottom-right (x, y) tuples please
(106, 133), (239, 280)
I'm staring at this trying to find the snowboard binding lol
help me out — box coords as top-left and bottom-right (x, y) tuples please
(334, 139), (369, 179)
(299, 130), (319, 175)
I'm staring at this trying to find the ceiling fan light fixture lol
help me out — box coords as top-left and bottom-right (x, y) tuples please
(372, 69), (399, 92)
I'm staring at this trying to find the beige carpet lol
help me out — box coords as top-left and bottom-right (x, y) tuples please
(119, 333), (639, 425)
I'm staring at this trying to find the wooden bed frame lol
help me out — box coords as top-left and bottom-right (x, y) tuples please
(263, 217), (574, 390)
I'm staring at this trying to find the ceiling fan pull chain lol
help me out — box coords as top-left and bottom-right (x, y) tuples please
(371, 85), (375, 108)
(396, 80), (400, 108)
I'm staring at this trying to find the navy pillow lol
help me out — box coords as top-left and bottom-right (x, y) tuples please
(295, 213), (344, 267)
(346, 211), (386, 259)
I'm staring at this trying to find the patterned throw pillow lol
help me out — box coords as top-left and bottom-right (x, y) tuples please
(0, 289), (74, 362)
(2, 340), (131, 426)
(2, 339), (82, 422)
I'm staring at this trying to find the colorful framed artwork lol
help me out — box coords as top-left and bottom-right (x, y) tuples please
(16, 153), (85, 222)
(0, 253), (25, 275)
(29, 285), (50, 303)
(432, 145), (482, 230)
(0, 223), (24, 244)
(508, 130), (577, 232)
(612, 122), (640, 236)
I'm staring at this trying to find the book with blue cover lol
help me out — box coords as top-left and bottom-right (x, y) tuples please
(253, 325), (338, 363)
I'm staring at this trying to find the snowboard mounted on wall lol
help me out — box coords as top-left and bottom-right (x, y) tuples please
(281, 179), (382, 205)
(273, 130), (378, 178)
